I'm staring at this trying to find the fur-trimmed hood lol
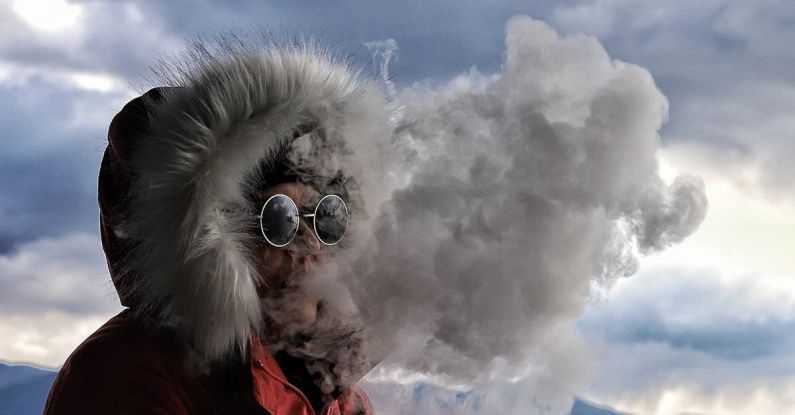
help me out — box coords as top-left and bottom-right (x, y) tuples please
(99, 40), (392, 367)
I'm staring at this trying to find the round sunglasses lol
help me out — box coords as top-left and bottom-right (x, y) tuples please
(256, 193), (349, 247)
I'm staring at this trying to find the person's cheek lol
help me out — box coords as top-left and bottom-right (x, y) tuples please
(255, 248), (283, 292)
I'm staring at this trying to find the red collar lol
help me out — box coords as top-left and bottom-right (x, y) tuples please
(249, 338), (341, 415)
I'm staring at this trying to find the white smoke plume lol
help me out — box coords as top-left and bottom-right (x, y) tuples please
(363, 38), (399, 100)
(287, 15), (708, 413)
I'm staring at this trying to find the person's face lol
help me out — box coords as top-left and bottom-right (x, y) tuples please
(253, 181), (326, 294)
(252, 181), (325, 334)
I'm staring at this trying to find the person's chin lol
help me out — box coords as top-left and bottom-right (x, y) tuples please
(262, 288), (319, 338)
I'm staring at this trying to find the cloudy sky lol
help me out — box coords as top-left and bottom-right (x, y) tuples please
(1, 0), (794, 414)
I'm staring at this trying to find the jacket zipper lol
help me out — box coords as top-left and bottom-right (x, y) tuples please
(254, 358), (326, 415)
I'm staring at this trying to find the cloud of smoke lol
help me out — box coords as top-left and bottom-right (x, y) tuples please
(363, 38), (399, 99)
(274, 15), (707, 412)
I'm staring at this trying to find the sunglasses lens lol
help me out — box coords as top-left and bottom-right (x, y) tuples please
(260, 195), (299, 247)
(314, 195), (348, 245)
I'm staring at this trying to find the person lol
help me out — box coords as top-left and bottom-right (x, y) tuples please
(44, 40), (385, 414)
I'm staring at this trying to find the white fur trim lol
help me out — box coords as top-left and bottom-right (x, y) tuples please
(118, 41), (387, 366)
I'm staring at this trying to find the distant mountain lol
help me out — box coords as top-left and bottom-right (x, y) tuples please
(571, 398), (628, 415)
(0, 362), (626, 414)
(0, 363), (57, 415)
(361, 380), (628, 414)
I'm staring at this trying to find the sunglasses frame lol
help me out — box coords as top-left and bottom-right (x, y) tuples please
(256, 193), (349, 248)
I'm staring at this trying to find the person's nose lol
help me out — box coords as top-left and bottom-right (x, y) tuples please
(298, 217), (321, 252)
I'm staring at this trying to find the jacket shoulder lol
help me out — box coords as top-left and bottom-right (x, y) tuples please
(44, 310), (199, 415)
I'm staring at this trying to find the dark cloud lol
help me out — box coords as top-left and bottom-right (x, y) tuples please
(554, 1), (795, 89)
(141, 0), (562, 86)
(0, 84), (110, 254)
(583, 301), (794, 361)
(0, 151), (98, 253)
(579, 269), (795, 361)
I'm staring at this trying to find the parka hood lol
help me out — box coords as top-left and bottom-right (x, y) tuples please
(98, 41), (392, 367)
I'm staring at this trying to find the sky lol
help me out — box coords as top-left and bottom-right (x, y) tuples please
(1, 0), (794, 414)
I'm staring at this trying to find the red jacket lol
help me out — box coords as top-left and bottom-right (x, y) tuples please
(44, 309), (371, 414)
